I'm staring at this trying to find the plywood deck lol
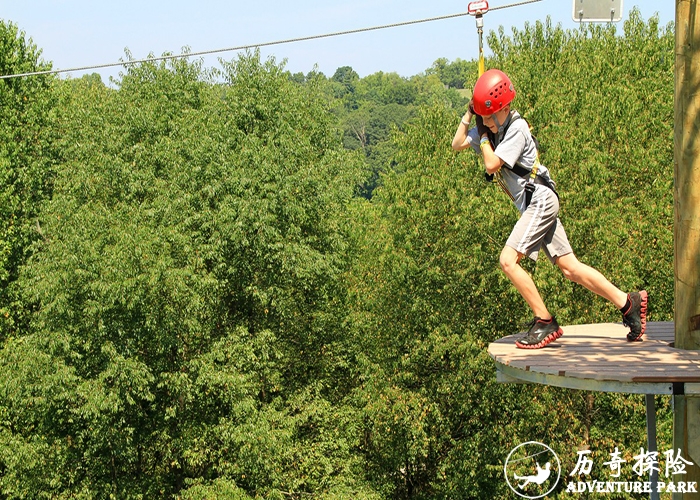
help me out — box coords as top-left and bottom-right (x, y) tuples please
(488, 322), (700, 395)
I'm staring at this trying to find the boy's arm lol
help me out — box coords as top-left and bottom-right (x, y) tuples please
(451, 110), (474, 151)
(479, 137), (505, 174)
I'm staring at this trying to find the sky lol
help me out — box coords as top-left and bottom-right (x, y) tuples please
(0, 0), (674, 83)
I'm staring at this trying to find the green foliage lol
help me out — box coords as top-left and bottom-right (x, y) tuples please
(0, 10), (677, 499)
(346, 105), (591, 498)
(0, 51), (370, 498)
(425, 57), (478, 89)
(0, 21), (57, 339)
(345, 10), (675, 498)
(330, 69), (468, 197)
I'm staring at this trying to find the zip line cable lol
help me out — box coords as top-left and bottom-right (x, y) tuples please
(0, 0), (541, 80)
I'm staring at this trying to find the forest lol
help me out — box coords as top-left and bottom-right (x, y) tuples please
(0, 8), (675, 499)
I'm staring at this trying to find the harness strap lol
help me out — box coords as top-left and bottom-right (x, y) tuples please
(491, 115), (557, 208)
(523, 156), (541, 209)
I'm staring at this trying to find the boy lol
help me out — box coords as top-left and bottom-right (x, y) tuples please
(451, 69), (647, 349)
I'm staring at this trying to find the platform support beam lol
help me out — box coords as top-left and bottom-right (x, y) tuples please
(674, 0), (700, 496)
(646, 394), (660, 500)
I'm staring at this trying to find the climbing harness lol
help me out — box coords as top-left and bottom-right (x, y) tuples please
(487, 114), (558, 209)
(466, 1), (550, 209)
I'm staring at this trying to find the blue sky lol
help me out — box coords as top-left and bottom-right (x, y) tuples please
(0, 1), (674, 82)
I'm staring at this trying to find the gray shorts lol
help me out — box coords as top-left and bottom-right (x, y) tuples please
(506, 190), (573, 263)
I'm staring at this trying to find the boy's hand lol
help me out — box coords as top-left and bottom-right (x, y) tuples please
(475, 114), (490, 138)
(469, 98), (490, 137)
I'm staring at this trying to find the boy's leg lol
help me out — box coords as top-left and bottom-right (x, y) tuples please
(554, 253), (627, 308)
(501, 192), (565, 348)
(500, 245), (563, 349)
(500, 246), (550, 318)
(555, 253), (648, 341)
(502, 192), (561, 319)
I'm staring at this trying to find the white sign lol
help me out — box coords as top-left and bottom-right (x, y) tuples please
(572, 0), (623, 22)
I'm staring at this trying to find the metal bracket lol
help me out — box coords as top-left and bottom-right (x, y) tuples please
(572, 0), (623, 23)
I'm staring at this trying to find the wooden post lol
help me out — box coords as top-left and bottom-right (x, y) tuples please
(674, 0), (700, 497)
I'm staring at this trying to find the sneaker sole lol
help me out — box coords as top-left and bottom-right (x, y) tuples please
(626, 290), (648, 342)
(515, 328), (564, 349)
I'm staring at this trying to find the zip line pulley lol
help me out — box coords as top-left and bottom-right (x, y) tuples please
(467, 0), (489, 76)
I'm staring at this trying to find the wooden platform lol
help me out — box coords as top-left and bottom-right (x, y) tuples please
(488, 322), (700, 395)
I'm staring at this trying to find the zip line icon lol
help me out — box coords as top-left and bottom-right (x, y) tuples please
(504, 442), (561, 499)
(514, 461), (552, 489)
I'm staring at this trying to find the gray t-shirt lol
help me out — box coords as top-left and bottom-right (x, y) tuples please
(468, 111), (556, 213)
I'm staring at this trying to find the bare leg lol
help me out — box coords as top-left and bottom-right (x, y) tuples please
(555, 253), (628, 308)
(499, 246), (551, 318)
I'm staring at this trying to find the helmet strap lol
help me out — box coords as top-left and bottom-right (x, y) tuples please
(494, 109), (513, 135)
(493, 113), (504, 133)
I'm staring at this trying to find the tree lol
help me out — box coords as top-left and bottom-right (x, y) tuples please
(346, 105), (577, 498)
(426, 57), (478, 89)
(0, 51), (372, 498)
(0, 21), (57, 339)
(332, 65), (360, 90)
(335, 69), (468, 198)
(331, 65), (360, 109)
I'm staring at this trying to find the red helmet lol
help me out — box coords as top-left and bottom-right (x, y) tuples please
(472, 69), (516, 115)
